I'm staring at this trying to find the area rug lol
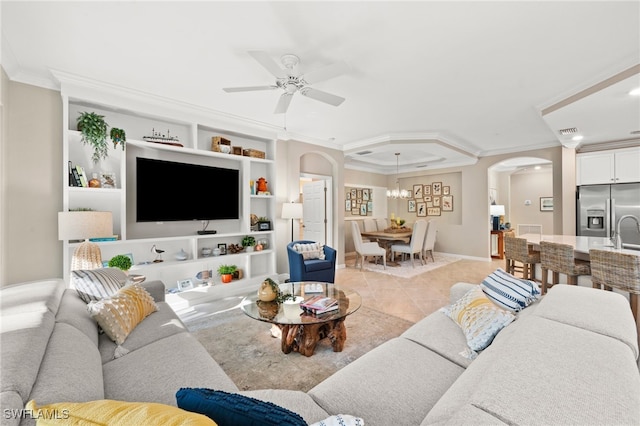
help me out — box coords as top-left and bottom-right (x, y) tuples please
(189, 304), (414, 392)
(362, 252), (461, 279)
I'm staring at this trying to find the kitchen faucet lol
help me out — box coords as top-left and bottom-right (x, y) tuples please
(612, 215), (640, 249)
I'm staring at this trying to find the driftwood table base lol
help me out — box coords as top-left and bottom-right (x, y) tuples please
(277, 318), (347, 357)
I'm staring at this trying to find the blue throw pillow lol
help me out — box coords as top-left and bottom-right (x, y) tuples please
(480, 268), (540, 312)
(176, 388), (306, 426)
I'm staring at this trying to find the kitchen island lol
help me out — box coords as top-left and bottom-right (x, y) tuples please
(519, 233), (640, 261)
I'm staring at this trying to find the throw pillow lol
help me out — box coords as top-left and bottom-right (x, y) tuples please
(87, 283), (158, 345)
(480, 268), (540, 312)
(311, 414), (365, 426)
(26, 399), (216, 425)
(176, 388), (306, 426)
(293, 242), (326, 260)
(71, 267), (128, 303)
(440, 286), (516, 354)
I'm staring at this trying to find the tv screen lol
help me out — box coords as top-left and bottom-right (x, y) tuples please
(136, 157), (239, 222)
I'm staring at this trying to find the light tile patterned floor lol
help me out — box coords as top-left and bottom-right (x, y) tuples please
(337, 254), (505, 323)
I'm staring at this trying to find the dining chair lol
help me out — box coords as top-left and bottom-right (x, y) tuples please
(363, 218), (377, 233)
(504, 236), (540, 281)
(375, 218), (388, 231)
(390, 220), (428, 267)
(539, 241), (590, 294)
(589, 249), (639, 322)
(351, 221), (386, 270)
(421, 220), (437, 263)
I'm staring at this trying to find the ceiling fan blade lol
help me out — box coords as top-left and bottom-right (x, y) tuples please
(274, 93), (293, 114)
(248, 51), (286, 79)
(223, 85), (277, 93)
(300, 87), (345, 107)
(302, 61), (349, 84)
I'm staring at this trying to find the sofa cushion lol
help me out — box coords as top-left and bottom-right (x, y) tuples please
(88, 283), (158, 345)
(480, 268), (540, 312)
(240, 389), (331, 425)
(26, 399), (215, 425)
(440, 286), (516, 354)
(304, 259), (333, 272)
(71, 268), (128, 303)
(27, 323), (104, 406)
(309, 337), (464, 426)
(294, 242), (325, 260)
(0, 279), (65, 316)
(55, 289), (100, 347)
(98, 301), (187, 363)
(103, 332), (238, 406)
(176, 388), (306, 426)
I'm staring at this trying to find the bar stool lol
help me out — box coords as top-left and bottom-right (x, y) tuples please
(504, 236), (540, 281)
(539, 241), (591, 294)
(589, 249), (639, 322)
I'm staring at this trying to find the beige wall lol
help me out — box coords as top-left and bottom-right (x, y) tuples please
(2, 77), (62, 286)
(509, 169), (554, 233)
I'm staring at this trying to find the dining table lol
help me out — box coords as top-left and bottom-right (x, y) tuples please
(361, 228), (413, 266)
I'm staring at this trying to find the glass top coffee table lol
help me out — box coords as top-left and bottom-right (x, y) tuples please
(240, 282), (362, 357)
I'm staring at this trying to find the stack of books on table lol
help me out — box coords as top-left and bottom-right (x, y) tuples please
(301, 295), (339, 315)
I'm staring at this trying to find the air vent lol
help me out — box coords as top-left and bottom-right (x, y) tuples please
(558, 127), (578, 136)
(355, 150), (373, 155)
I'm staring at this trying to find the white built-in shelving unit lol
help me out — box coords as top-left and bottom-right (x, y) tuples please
(57, 71), (278, 310)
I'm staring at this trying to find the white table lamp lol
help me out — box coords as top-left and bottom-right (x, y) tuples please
(58, 211), (113, 270)
(282, 203), (303, 242)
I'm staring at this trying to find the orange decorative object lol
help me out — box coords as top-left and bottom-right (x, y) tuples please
(257, 177), (268, 192)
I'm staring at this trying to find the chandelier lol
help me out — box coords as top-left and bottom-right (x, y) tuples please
(386, 153), (410, 199)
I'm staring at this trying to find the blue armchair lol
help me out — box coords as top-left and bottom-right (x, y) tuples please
(287, 240), (337, 283)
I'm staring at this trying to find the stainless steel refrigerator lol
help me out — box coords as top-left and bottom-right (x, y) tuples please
(576, 183), (640, 250)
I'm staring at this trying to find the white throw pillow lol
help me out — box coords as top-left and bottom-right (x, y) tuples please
(71, 268), (128, 303)
(293, 243), (326, 260)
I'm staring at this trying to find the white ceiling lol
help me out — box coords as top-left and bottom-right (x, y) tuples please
(2, 1), (639, 174)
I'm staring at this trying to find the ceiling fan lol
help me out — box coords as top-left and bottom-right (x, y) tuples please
(223, 51), (348, 114)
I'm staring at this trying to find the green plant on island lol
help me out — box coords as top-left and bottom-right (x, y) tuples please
(110, 127), (126, 150)
(217, 264), (237, 275)
(77, 112), (109, 164)
(241, 235), (256, 247)
(257, 217), (270, 223)
(108, 254), (132, 271)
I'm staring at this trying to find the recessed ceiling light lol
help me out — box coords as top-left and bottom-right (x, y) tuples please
(572, 135), (584, 141)
(534, 166), (541, 170)
(629, 87), (640, 96)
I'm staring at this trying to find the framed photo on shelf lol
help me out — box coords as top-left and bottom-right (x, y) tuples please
(217, 243), (227, 255)
(408, 199), (416, 212)
(177, 279), (194, 292)
(258, 221), (271, 231)
(432, 182), (442, 196)
(540, 197), (553, 211)
(100, 172), (116, 188)
(442, 195), (453, 211)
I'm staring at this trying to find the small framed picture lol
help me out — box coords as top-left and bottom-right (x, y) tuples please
(362, 188), (370, 201)
(443, 186), (450, 195)
(346, 191), (351, 200)
(433, 196), (441, 207)
(413, 184), (423, 199)
(417, 202), (427, 217)
(357, 189), (363, 199)
(360, 203), (367, 216)
(540, 197), (553, 211)
(408, 199), (416, 212)
(367, 201), (373, 212)
(442, 195), (453, 212)
(100, 172), (116, 188)
(351, 189), (357, 199)
(428, 207), (441, 216)
(432, 182), (442, 196)
(352, 207), (359, 215)
(218, 243), (227, 255)
(424, 185), (431, 196)
(345, 199), (351, 211)
(177, 279), (194, 292)
(258, 221), (271, 231)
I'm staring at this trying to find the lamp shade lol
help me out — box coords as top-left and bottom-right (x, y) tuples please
(58, 211), (113, 241)
(490, 205), (505, 216)
(281, 203), (303, 220)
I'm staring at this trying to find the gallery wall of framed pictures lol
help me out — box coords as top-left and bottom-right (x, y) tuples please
(345, 187), (373, 216)
(407, 182), (454, 217)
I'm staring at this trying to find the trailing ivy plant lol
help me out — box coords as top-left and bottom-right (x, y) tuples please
(77, 112), (109, 163)
(110, 127), (126, 150)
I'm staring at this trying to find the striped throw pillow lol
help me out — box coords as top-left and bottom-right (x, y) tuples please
(71, 268), (128, 303)
(480, 268), (540, 312)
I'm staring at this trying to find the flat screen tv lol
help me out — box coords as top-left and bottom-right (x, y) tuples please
(136, 157), (239, 222)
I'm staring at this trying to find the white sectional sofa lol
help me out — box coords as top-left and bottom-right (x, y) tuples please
(1, 278), (639, 425)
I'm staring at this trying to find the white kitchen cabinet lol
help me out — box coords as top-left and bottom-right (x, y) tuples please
(576, 147), (640, 185)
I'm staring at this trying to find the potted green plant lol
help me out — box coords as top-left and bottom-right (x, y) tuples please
(77, 112), (109, 164)
(217, 264), (237, 284)
(108, 254), (132, 273)
(242, 235), (256, 252)
(110, 127), (126, 150)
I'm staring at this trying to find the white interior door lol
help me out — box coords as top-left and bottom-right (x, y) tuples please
(302, 179), (331, 245)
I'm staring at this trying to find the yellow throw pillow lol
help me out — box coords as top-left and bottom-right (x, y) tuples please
(87, 283), (158, 345)
(26, 399), (216, 425)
